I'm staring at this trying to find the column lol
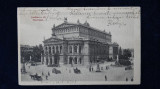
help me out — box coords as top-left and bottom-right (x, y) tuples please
(52, 56), (54, 64)
(43, 46), (45, 55)
(41, 54), (43, 64)
(55, 45), (57, 53)
(51, 46), (53, 55)
(77, 56), (79, 64)
(47, 46), (49, 54)
(59, 45), (61, 54)
(48, 56), (50, 65)
(44, 55), (46, 65)
(77, 44), (79, 54)
(72, 45), (74, 54)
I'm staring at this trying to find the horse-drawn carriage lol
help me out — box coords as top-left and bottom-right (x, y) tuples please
(125, 65), (133, 70)
(30, 74), (42, 81)
(73, 68), (81, 74)
(52, 68), (61, 74)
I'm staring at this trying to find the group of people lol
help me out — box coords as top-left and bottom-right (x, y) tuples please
(30, 71), (51, 80)
(89, 66), (94, 72)
(89, 65), (109, 72)
(42, 71), (51, 80)
(126, 77), (134, 81)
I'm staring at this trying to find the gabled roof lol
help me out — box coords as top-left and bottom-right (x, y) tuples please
(43, 36), (63, 43)
(53, 22), (111, 35)
(54, 23), (77, 29)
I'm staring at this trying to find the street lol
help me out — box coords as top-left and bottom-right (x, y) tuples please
(21, 62), (133, 82)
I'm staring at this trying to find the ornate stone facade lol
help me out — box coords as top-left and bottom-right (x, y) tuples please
(41, 19), (118, 66)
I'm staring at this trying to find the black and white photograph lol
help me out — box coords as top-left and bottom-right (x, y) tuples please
(17, 7), (140, 85)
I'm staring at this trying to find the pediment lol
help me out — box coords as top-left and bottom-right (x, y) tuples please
(43, 37), (62, 43)
(55, 23), (76, 29)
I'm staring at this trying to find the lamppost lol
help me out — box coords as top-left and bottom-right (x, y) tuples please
(21, 57), (27, 74)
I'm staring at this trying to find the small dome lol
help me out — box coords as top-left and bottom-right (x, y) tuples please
(84, 20), (90, 26)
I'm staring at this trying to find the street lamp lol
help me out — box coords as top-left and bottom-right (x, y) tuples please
(21, 57), (27, 74)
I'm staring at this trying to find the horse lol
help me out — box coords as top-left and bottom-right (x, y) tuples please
(30, 74), (36, 79)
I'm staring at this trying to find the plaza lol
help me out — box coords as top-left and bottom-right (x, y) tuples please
(21, 62), (133, 82)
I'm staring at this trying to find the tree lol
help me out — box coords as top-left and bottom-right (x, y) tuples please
(119, 47), (122, 56)
(123, 49), (131, 60)
(32, 44), (43, 62)
(21, 51), (32, 63)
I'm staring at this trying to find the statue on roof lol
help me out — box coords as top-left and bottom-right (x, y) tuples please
(53, 24), (55, 28)
(64, 17), (67, 23)
(77, 19), (80, 24)
(84, 20), (90, 26)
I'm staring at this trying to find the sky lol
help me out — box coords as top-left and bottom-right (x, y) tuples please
(18, 7), (140, 49)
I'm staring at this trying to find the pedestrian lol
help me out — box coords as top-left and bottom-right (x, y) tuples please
(42, 72), (44, 76)
(131, 78), (133, 81)
(89, 67), (91, 72)
(126, 77), (128, 81)
(106, 66), (108, 70)
(105, 75), (107, 81)
(91, 67), (93, 71)
(48, 72), (50, 76)
(46, 75), (48, 80)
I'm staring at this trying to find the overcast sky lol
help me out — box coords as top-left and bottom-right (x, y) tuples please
(18, 7), (140, 49)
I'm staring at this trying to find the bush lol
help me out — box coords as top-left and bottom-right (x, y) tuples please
(119, 59), (131, 66)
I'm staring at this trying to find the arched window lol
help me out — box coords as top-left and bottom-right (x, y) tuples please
(69, 57), (73, 64)
(49, 47), (51, 54)
(74, 45), (77, 53)
(79, 46), (81, 53)
(56, 46), (59, 53)
(60, 46), (62, 53)
(45, 46), (48, 51)
(52, 46), (55, 54)
(79, 58), (82, 64)
(69, 46), (72, 53)
(74, 57), (77, 64)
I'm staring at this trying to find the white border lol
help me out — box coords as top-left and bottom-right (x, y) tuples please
(18, 7), (141, 85)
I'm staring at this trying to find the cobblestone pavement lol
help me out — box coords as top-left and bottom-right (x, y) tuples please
(21, 62), (133, 82)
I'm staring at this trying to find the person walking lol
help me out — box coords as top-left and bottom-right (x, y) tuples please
(105, 75), (107, 81)
(48, 72), (50, 76)
(131, 78), (133, 81)
(106, 66), (108, 70)
(42, 72), (44, 76)
(46, 75), (48, 80)
(89, 67), (91, 72)
(91, 67), (93, 71)
(126, 77), (128, 81)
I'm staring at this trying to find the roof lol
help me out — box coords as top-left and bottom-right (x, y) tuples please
(53, 22), (111, 35)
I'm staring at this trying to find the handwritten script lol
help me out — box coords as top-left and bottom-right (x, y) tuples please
(18, 7), (140, 27)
